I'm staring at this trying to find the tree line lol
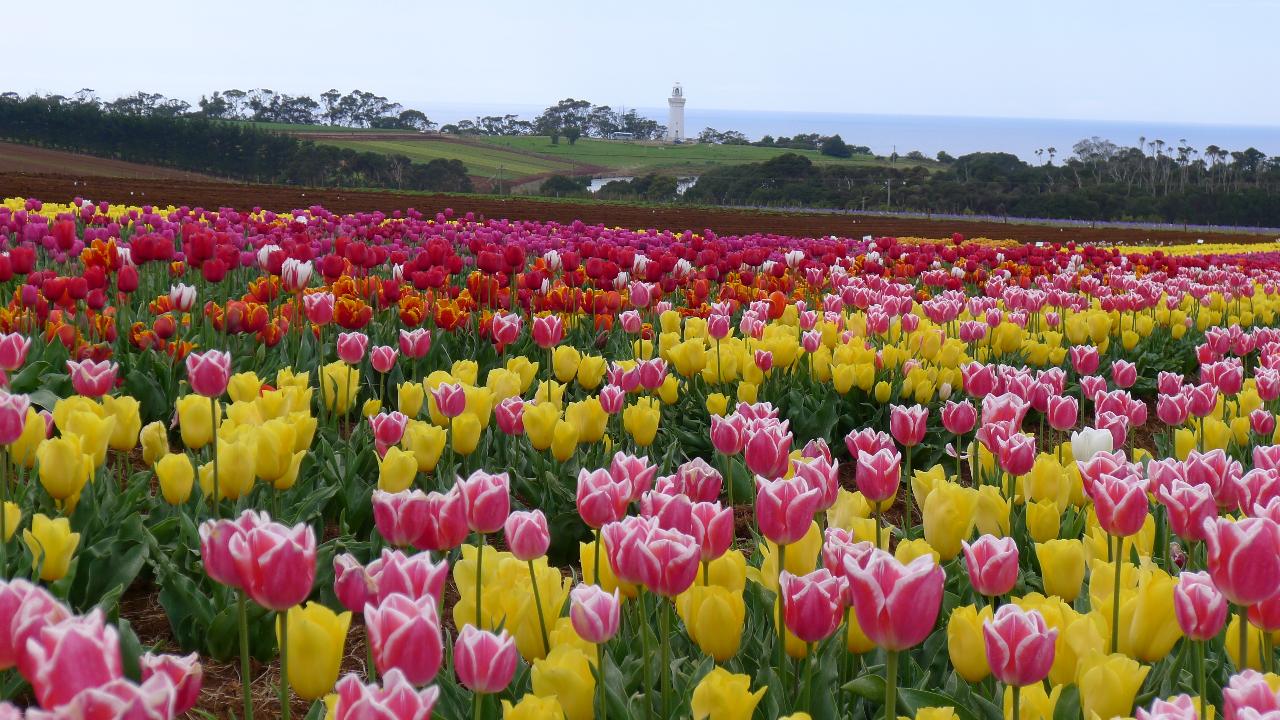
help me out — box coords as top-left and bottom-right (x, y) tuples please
(0, 93), (471, 192)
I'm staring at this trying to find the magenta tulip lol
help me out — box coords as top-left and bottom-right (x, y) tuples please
(336, 332), (369, 365)
(365, 593), (443, 687)
(331, 669), (440, 719)
(185, 350), (231, 398)
(889, 404), (928, 447)
(455, 470), (510, 534)
(780, 569), (846, 643)
(66, 359), (117, 398)
(570, 583), (621, 644)
(1202, 516), (1280, 606)
(755, 475), (822, 546)
(411, 488), (470, 552)
(982, 605), (1057, 687)
(139, 651), (203, 716)
(962, 535), (1020, 598)
(743, 421), (793, 480)
(843, 550), (944, 651)
(854, 448), (901, 504)
(19, 611), (122, 710)
(228, 516), (317, 611)
(453, 627), (518, 694)
(1174, 571), (1228, 641)
(372, 489), (430, 548)
(504, 510), (550, 561)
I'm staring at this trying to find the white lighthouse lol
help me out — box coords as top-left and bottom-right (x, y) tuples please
(666, 82), (686, 143)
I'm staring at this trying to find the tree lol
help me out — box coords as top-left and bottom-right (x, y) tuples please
(564, 126), (582, 145)
(820, 134), (853, 158)
(539, 175), (589, 197)
(936, 151), (956, 163)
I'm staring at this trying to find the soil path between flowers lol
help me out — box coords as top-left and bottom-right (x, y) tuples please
(2, 173), (1276, 246)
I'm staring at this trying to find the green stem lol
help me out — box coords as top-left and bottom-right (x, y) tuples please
(903, 445), (914, 539)
(874, 509), (884, 550)
(660, 598), (672, 717)
(640, 590), (654, 720)
(777, 542), (789, 693)
(884, 649), (899, 720)
(1241, 604), (1250, 671)
(803, 643), (815, 712)
(1012, 684), (1020, 720)
(473, 692), (483, 720)
(1, 448), (8, 577)
(1111, 534), (1122, 654)
(280, 608), (290, 720)
(239, 592), (254, 720)
(476, 533), (486, 630)
(1266, 632), (1276, 674)
(593, 528), (603, 587)
(366, 635), (377, 682)
(597, 641), (607, 720)
(210, 395), (220, 519)
(1197, 640), (1207, 720)
(528, 559), (550, 657)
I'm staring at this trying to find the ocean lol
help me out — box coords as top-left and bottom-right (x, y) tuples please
(418, 101), (1280, 163)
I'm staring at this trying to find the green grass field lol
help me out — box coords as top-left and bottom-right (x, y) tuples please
(320, 138), (576, 179)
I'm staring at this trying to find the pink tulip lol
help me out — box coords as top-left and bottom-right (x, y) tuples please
(855, 448), (901, 504)
(398, 328), (433, 358)
(982, 605), (1057, 687)
(640, 491), (693, 534)
(19, 611), (122, 710)
(1157, 372), (1184, 396)
(1091, 472), (1150, 538)
(576, 468), (630, 529)
(490, 312), (521, 349)
(780, 569), (846, 643)
(793, 455), (839, 512)
(370, 346), (399, 374)
(456, 470), (510, 534)
(1111, 359), (1138, 389)
(368, 412), (409, 448)
(228, 516), (317, 611)
(0, 333), (31, 371)
(1259, 370), (1280, 403)
(504, 510), (550, 561)
(608, 363), (641, 393)
(531, 315), (564, 349)
(1232, 468), (1280, 516)
(754, 349), (774, 372)
(198, 511), (267, 589)
(962, 535), (1020, 598)
(1157, 393), (1191, 427)
(1185, 449), (1239, 502)
(962, 362), (997, 398)
(598, 385), (625, 415)
(996, 433), (1037, 476)
(342, 549), (447, 611)
(0, 391), (30, 445)
(889, 404), (928, 447)
(26, 674), (178, 719)
(1079, 375), (1107, 402)
(1253, 409), (1277, 437)
(756, 475), (822, 546)
(822, 530), (878, 601)
(1045, 395), (1078, 431)
(1171, 571), (1228, 641)
(1203, 516), (1280, 606)
(430, 383), (466, 419)
(331, 669), (440, 719)
(495, 397), (526, 435)
(743, 422), (793, 480)
(634, 527), (701, 597)
(365, 593), (443, 687)
(843, 550), (944, 651)
(1186, 383), (1219, 418)
(709, 413), (747, 455)
(372, 489), (431, 548)
(304, 292), (335, 325)
(658, 458), (722, 502)
(981, 393), (1030, 429)
(602, 516), (657, 586)
(570, 583), (621, 644)
(941, 400), (977, 435)
(0, 581), (68, 672)
(688, 501), (734, 561)
(336, 332), (369, 365)
(1224, 670), (1280, 720)
(1069, 345), (1100, 375)
(610, 452), (657, 502)
(638, 358), (667, 390)
(1257, 446), (1280, 472)
(453, 627), (517, 694)
(65, 359), (117, 398)
(333, 554), (377, 613)
(707, 314), (731, 340)
(185, 350), (232, 398)
(619, 310), (643, 334)
(1136, 695), (1200, 720)
(412, 488), (470, 552)
(139, 651), (203, 716)
(1157, 480), (1216, 542)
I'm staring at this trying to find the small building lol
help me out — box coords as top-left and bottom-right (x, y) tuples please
(666, 83), (686, 143)
(610, 132), (636, 141)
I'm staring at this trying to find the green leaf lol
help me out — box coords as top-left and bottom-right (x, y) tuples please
(1053, 684), (1081, 720)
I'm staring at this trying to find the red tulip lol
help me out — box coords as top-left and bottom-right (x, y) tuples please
(854, 448), (901, 504)
(228, 515), (317, 611)
(504, 510), (550, 561)
(332, 669), (440, 719)
(1202, 516), (1280, 606)
(780, 568), (846, 643)
(570, 583), (621, 644)
(1173, 571), (1228, 641)
(453, 627), (517, 694)
(456, 470), (510, 534)
(843, 550), (944, 651)
(756, 475), (822, 546)
(184, 350), (231, 398)
(982, 605), (1057, 687)
(139, 651), (203, 716)
(365, 593), (443, 686)
(962, 535), (1019, 597)
(336, 332), (369, 365)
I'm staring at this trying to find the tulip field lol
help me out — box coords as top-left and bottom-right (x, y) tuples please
(4, 196), (1280, 720)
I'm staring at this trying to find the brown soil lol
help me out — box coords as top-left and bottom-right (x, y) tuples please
(1, 173), (1275, 246)
(0, 144), (223, 182)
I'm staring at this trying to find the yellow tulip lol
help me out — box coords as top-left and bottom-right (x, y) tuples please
(378, 446), (418, 492)
(276, 367), (310, 392)
(873, 380), (892, 403)
(290, 412), (318, 454)
(550, 419), (579, 462)
(1002, 683), (1062, 720)
(703, 550), (747, 592)
(2, 501), (19, 541)
(623, 398), (661, 446)
(361, 399), (382, 417)
(524, 403), (559, 451)
(574, 355), (607, 390)
(974, 485), (1010, 537)
(227, 371), (263, 403)
(546, 617), (596, 660)
(531, 646), (595, 720)
(197, 436), (256, 501)
(1024, 453), (1070, 506)
(677, 585), (745, 662)
(10, 407), (46, 468)
(156, 452), (195, 505)
(691, 667), (766, 720)
(397, 381), (424, 418)
(51, 396), (102, 434)
(452, 413), (482, 456)
(254, 419), (298, 482)
(736, 381), (758, 404)
(895, 538), (940, 565)
(100, 395), (141, 452)
(565, 399), (607, 444)
(706, 393), (729, 417)
(905, 709), (959, 720)
(320, 361), (359, 415)
(451, 360), (479, 386)
(1026, 500), (1061, 543)
(64, 411), (115, 468)
(668, 340), (708, 378)
(752, 522), (821, 593)
(506, 357), (540, 392)
(141, 419), (170, 462)
(463, 385), (494, 429)
(551, 345), (581, 383)
(485, 368), (523, 402)
(277, 603), (351, 701)
(1116, 568), (1182, 663)
(658, 375), (679, 405)
(1035, 540), (1085, 602)
(502, 695), (565, 720)
(176, 395), (221, 450)
(1075, 652), (1150, 720)
(948, 604), (995, 683)
(1225, 614), (1270, 671)
(922, 481), (977, 560)
(402, 420), (446, 473)
(36, 435), (93, 502)
(23, 513), (80, 581)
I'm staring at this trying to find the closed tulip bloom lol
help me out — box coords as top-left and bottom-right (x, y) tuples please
(1173, 570), (1227, 641)
(23, 514), (80, 582)
(1046, 395), (1078, 431)
(371, 489), (430, 547)
(982, 605), (1057, 687)
(780, 569), (845, 643)
(689, 501), (734, 561)
(366, 550), (447, 606)
(199, 511), (265, 589)
(610, 452), (658, 502)
(331, 669), (440, 719)
(456, 470), (510, 534)
(1070, 426), (1114, 463)
(369, 411), (409, 448)
(855, 447), (902, 503)
(176, 394), (220, 450)
(641, 490), (693, 533)
(690, 667), (766, 720)
(336, 332), (369, 364)
(100, 395), (141, 452)
(35, 434), (92, 502)
(397, 328), (433, 359)
(454, 626), (518, 694)
(1034, 540), (1086, 602)
(452, 413), (483, 456)
(623, 399), (661, 446)
(532, 315), (564, 349)
(156, 452), (195, 505)
(923, 480), (979, 561)
(576, 468), (629, 528)
(1156, 480), (1216, 542)
(889, 404), (928, 447)
(530, 646), (596, 720)
(941, 400), (977, 435)
(1070, 345), (1100, 375)
(0, 581), (70, 672)
(401, 421), (446, 473)
(947, 604), (993, 682)
(756, 475), (822, 546)
(229, 517), (317, 611)
(412, 488), (470, 552)
(0, 333), (31, 371)
(997, 433), (1037, 477)
(333, 555), (377, 614)
(1076, 653), (1150, 720)
(277, 602), (351, 700)
(1, 502), (17, 543)
(303, 292), (334, 325)
(710, 413), (747, 455)
(370, 346), (398, 374)
(19, 610), (121, 709)
(1251, 409), (1277, 437)
(962, 535), (1020, 598)
(185, 350), (231, 398)
(1092, 472), (1150, 537)
(1111, 359), (1138, 389)
(365, 592), (443, 686)
(744, 422), (793, 479)
(636, 527), (702, 597)
(678, 584), (746, 662)
(139, 651), (203, 716)
(1202, 516), (1280, 606)
(569, 583), (621, 643)
(1223, 670), (1280, 718)
(844, 550), (944, 651)
(0, 391), (29, 445)
(503, 693), (565, 720)
(505, 510), (550, 561)
(66, 359), (117, 397)
(1156, 393), (1191, 427)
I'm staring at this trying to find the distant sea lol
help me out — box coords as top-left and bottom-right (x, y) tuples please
(419, 101), (1280, 162)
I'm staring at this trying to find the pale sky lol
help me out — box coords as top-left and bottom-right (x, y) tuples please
(8, 0), (1280, 127)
